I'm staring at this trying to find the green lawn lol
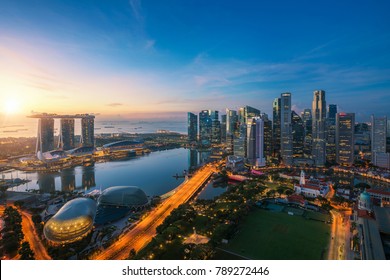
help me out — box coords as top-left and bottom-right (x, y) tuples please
(220, 209), (330, 260)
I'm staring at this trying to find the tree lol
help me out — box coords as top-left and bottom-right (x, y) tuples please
(128, 249), (137, 260)
(19, 241), (35, 260)
(32, 214), (42, 225)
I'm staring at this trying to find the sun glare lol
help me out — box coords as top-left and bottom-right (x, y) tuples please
(3, 98), (20, 114)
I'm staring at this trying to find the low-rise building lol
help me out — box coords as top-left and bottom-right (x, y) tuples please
(294, 170), (329, 198)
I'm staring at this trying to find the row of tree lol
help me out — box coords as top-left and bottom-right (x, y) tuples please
(0, 206), (34, 259)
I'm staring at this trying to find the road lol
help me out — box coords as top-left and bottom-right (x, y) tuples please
(327, 210), (352, 260)
(95, 164), (215, 260)
(1, 204), (51, 260)
(20, 210), (51, 260)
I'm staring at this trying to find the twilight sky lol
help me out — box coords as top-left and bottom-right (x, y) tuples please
(0, 0), (389, 122)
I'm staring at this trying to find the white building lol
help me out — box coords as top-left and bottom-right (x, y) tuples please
(294, 170), (329, 198)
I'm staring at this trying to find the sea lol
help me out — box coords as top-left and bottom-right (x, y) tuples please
(0, 118), (187, 138)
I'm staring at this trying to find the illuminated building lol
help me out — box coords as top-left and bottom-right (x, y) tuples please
(371, 115), (387, 153)
(336, 112), (355, 166)
(281, 93), (293, 166)
(312, 90), (326, 167)
(199, 110), (212, 145)
(326, 104), (337, 163)
(292, 111), (304, 158)
(44, 197), (96, 244)
(59, 118), (75, 150)
(187, 112), (198, 143)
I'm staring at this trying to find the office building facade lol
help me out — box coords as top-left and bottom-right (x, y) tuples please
(312, 90), (326, 166)
(187, 112), (198, 143)
(280, 93), (293, 166)
(336, 113), (355, 166)
(247, 117), (265, 167)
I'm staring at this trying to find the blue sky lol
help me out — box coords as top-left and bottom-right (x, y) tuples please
(0, 0), (389, 121)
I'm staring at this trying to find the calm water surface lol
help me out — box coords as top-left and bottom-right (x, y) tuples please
(3, 148), (201, 196)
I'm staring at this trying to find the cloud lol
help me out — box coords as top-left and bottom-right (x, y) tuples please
(106, 103), (124, 107)
(129, 0), (144, 25)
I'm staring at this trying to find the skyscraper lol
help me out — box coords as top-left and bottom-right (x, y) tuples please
(187, 112), (198, 143)
(81, 117), (95, 147)
(302, 109), (312, 158)
(199, 110), (212, 145)
(59, 118), (75, 150)
(272, 98), (281, 159)
(211, 119), (221, 144)
(336, 113), (355, 166)
(221, 114), (227, 143)
(261, 113), (273, 160)
(312, 90), (326, 166)
(328, 104), (337, 125)
(292, 111), (304, 158)
(280, 93), (293, 166)
(371, 115), (387, 154)
(246, 117), (265, 167)
(226, 109), (238, 151)
(36, 118), (55, 154)
(235, 106), (261, 158)
(326, 104), (337, 164)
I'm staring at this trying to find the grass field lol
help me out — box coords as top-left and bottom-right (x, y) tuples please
(220, 209), (330, 260)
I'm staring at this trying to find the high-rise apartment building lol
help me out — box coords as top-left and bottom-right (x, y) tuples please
(312, 90), (326, 166)
(336, 113), (355, 166)
(280, 93), (293, 166)
(187, 112), (198, 143)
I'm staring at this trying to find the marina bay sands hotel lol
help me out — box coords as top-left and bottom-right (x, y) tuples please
(28, 113), (95, 154)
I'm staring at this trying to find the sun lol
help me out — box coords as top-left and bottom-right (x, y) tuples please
(3, 98), (20, 114)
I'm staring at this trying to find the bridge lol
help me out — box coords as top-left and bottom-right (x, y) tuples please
(94, 164), (215, 260)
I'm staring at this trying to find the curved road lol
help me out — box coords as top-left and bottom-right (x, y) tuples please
(0, 204), (50, 260)
(20, 210), (51, 260)
(95, 164), (215, 260)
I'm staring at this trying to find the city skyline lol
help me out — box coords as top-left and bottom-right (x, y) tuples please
(1, 0), (390, 123)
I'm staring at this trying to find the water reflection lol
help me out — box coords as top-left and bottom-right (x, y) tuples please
(82, 164), (96, 190)
(61, 168), (76, 192)
(38, 172), (56, 193)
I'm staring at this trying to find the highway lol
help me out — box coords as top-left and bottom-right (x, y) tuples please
(95, 164), (215, 260)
